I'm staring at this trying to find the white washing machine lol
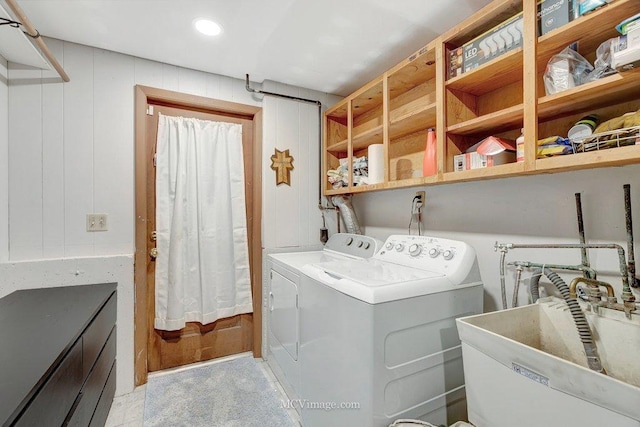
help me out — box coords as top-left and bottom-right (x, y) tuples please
(265, 233), (382, 412)
(299, 235), (483, 427)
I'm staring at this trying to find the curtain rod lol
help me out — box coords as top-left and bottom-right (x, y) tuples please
(5, 0), (70, 82)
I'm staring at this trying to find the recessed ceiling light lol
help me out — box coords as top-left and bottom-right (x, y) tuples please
(194, 19), (222, 36)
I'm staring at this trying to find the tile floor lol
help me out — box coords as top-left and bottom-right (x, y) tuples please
(104, 354), (300, 427)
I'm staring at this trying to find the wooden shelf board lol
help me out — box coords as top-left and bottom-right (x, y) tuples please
(352, 79), (384, 116)
(327, 139), (348, 154)
(348, 183), (389, 193)
(447, 104), (523, 136)
(445, 47), (523, 95)
(536, 145), (640, 172)
(388, 51), (437, 94)
(323, 174), (440, 196)
(352, 125), (383, 151)
(388, 175), (439, 188)
(390, 102), (437, 140)
(443, 161), (525, 183)
(325, 187), (351, 196)
(538, 69), (640, 120)
(537, 0), (638, 64)
(326, 101), (348, 120)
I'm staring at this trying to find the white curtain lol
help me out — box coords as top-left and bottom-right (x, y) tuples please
(154, 113), (253, 331)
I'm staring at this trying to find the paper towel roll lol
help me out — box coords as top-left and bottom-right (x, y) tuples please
(368, 144), (384, 184)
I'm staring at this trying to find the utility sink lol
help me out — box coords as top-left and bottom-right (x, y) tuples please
(456, 297), (640, 427)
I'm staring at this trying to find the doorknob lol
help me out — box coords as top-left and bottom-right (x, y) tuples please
(150, 247), (158, 259)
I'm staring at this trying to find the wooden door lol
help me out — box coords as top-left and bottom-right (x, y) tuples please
(145, 102), (255, 372)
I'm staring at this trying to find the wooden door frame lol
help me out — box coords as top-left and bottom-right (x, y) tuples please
(133, 85), (263, 386)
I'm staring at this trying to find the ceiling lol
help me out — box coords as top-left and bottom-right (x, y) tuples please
(8, 0), (492, 96)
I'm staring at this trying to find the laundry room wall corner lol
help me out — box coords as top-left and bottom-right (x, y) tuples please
(261, 79), (341, 251)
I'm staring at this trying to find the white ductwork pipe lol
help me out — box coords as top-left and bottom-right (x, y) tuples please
(331, 195), (361, 235)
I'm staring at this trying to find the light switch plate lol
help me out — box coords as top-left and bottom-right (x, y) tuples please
(86, 214), (108, 232)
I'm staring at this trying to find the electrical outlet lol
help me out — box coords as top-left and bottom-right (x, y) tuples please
(86, 214), (108, 232)
(413, 191), (426, 214)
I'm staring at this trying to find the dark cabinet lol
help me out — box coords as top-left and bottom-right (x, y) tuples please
(0, 284), (117, 427)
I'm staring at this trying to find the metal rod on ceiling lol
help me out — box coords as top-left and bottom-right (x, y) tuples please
(245, 73), (332, 215)
(5, 0), (70, 82)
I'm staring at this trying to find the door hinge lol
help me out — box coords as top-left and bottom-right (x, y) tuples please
(153, 153), (157, 167)
(296, 294), (299, 308)
(270, 271), (273, 279)
(146, 105), (154, 116)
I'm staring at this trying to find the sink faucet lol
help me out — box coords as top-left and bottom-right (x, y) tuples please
(569, 276), (637, 319)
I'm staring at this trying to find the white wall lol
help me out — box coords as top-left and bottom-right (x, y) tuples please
(356, 165), (640, 313)
(7, 39), (262, 260)
(0, 56), (8, 263)
(262, 80), (342, 249)
(3, 38), (339, 396)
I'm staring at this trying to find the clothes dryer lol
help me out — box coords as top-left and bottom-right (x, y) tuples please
(265, 233), (382, 413)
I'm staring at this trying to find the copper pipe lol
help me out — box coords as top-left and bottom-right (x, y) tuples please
(569, 277), (615, 299)
(5, 0), (70, 82)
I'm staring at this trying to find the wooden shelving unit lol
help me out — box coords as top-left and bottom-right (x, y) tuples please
(447, 104), (524, 135)
(322, 0), (640, 195)
(445, 47), (524, 95)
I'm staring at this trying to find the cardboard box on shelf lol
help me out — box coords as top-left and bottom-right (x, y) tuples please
(538, 0), (574, 35)
(453, 151), (516, 172)
(612, 26), (640, 70)
(448, 47), (464, 78)
(577, 0), (607, 16)
(462, 12), (523, 73)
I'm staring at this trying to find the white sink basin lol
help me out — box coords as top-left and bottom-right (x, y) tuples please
(456, 297), (640, 427)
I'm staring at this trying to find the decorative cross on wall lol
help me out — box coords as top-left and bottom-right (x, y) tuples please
(270, 148), (294, 186)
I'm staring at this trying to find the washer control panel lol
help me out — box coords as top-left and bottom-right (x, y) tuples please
(375, 235), (475, 277)
(325, 233), (383, 258)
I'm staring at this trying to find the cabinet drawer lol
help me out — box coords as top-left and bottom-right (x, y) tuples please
(89, 361), (116, 427)
(65, 327), (116, 427)
(83, 292), (116, 376)
(15, 339), (83, 427)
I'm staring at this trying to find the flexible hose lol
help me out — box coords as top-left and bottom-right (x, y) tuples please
(529, 268), (542, 303)
(542, 268), (605, 374)
(512, 267), (523, 308)
(499, 250), (508, 310)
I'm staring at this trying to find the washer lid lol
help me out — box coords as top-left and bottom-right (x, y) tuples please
(302, 258), (464, 304)
(318, 258), (443, 285)
(269, 251), (343, 272)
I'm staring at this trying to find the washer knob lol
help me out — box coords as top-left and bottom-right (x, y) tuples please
(364, 242), (371, 250)
(395, 243), (405, 252)
(385, 242), (394, 250)
(346, 237), (354, 246)
(443, 250), (455, 260)
(357, 241), (364, 248)
(428, 247), (440, 258)
(409, 244), (422, 257)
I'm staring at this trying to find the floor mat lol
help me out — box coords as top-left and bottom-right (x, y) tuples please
(143, 356), (295, 427)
